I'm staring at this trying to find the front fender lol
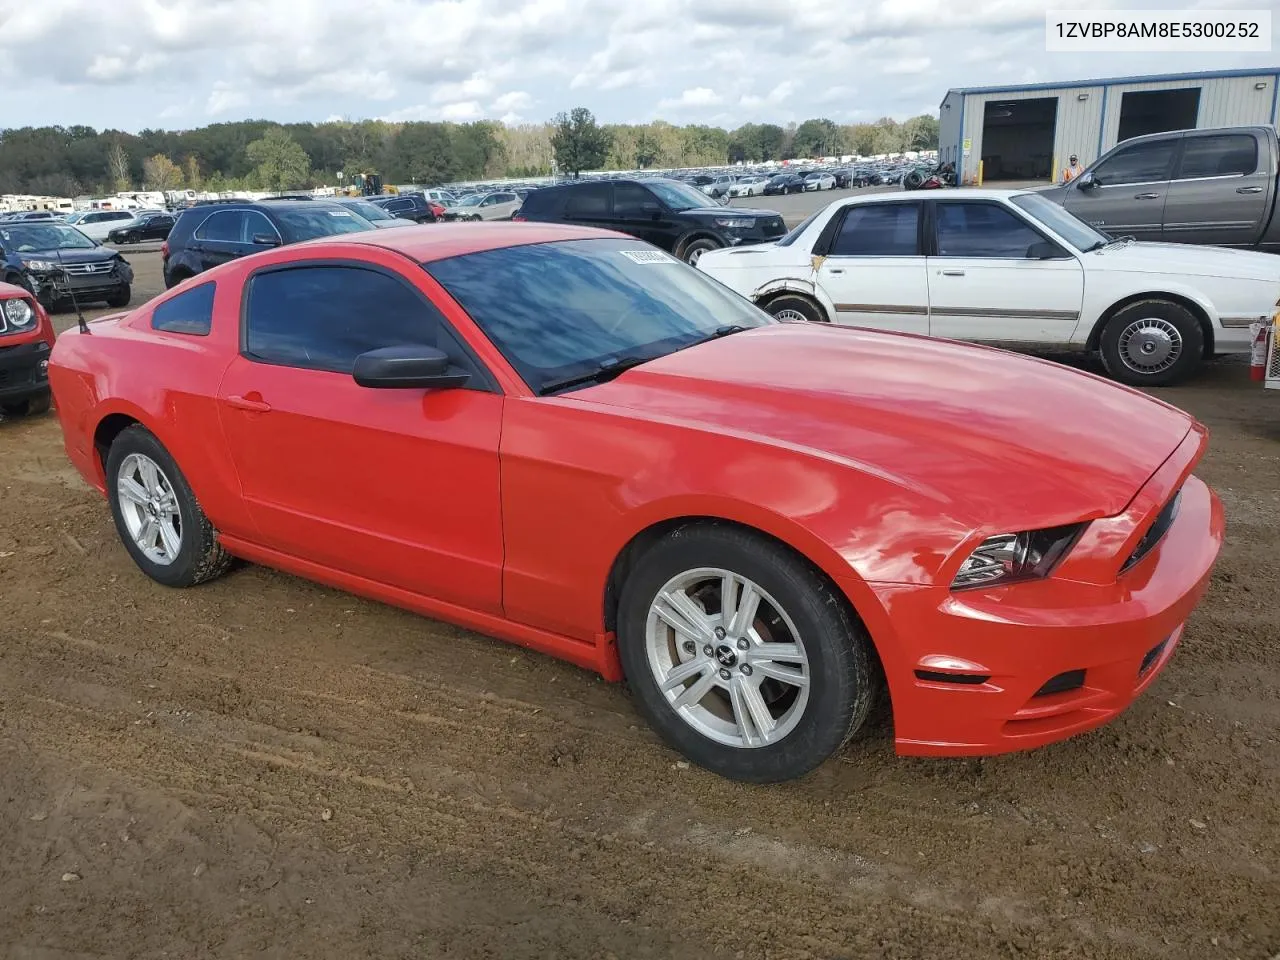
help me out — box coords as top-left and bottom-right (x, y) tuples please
(750, 276), (837, 323)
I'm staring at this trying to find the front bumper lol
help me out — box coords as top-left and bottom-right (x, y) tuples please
(0, 338), (52, 401)
(847, 471), (1224, 757)
(26, 261), (133, 303)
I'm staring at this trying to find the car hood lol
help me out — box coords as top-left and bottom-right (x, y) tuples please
(17, 247), (115, 264)
(685, 206), (776, 218)
(579, 325), (1193, 529)
(1083, 241), (1280, 281)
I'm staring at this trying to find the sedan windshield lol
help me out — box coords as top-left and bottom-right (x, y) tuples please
(0, 223), (96, 251)
(425, 238), (774, 394)
(645, 179), (714, 211)
(1011, 193), (1110, 250)
(272, 206), (374, 241)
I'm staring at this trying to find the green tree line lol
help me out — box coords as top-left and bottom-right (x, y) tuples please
(0, 110), (938, 197)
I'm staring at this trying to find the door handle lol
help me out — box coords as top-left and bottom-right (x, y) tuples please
(939, 269), (966, 276)
(225, 393), (272, 412)
(1237, 185), (1264, 194)
(826, 267), (845, 275)
(1133, 193), (1162, 200)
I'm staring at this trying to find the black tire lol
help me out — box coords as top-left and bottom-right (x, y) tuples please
(903, 170), (924, 190)
(764, 294), (827, 324)
(1, 389), (51, 418)
(1099, 299), (1204, 387)
(616, 523), (876, 782)
(104, 425), (232, 588)
(164, 269), (191, 290)
(105, 284), (131, 308)
(680, 238), (720, 265)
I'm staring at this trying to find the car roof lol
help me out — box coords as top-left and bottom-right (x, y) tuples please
(294, 221), (622, 263)
(853, 188), (1025, 202)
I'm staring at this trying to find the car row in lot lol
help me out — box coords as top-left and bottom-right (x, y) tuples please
(41, 221), (1225, 782)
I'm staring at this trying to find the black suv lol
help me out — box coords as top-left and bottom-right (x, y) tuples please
(162, 199), (375, 288)
(515, 178), (786, 264)
(368, 193), (439, 223)
(0, 219), (133, 308)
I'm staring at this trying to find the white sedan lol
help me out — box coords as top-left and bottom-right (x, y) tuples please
(697, 188), (1277, 386)
(804, 173), (836, 191)
(728, 176), (767, 198)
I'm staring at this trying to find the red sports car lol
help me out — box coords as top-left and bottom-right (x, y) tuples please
(48, 224), (1224, 782)
(0, 280), (56, 417)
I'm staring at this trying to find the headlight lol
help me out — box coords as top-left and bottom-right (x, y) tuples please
(3, 298), (35, 328)
(951, 524), (1084, 590)
(24, 259), (57, 272)
(713, 218), (754, 229)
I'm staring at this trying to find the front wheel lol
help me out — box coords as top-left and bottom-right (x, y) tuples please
(106, 284), (131, 308)
(1099, 299), (1204, 387)
(617, 523), (876, 782)
(105, 425), (232, 588)
(681, 238), (720, 265)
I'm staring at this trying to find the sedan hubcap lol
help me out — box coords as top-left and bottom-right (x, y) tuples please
(645, 567), (810, 749)
(772, 308), (811, 323)
(1118, 318), (1181, 373)
(116, 453), (182, 566)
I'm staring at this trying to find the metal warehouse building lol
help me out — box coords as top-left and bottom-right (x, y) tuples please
(939, 67), (1280, 184)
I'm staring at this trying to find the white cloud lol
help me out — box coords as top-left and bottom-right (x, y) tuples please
(0, 0), (1272, 131)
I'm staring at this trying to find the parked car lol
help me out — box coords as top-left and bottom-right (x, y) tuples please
(441, 192), (522, 221)
(763, 173), (807, 195)
(702, 175), (737, 199)
(74, 209), (143, 243)
(162, 199), (375, 288)
(420, 189), (459, 207)
(514, 177), (787, 264)
(696, 188), (1275, 386)
(804, 172), (837, 191)
(728, 176), (768, 198)
(1038, 125), (1280, 251)
(0, 279), (55, 417)
(46, 223), (1224, 781)
(368, 192), (439, 224)
(0, 211), (60, 222)
(107, 210), (176, 244)
(332, 197), (415, 229)
(0, 220), (134, 309)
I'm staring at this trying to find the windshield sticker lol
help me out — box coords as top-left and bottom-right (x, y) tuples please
(328, 210), (353, 217)
(619, 250), (677, 265)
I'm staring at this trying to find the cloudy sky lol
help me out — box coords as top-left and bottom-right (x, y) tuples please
(0, 0), (1274, 131)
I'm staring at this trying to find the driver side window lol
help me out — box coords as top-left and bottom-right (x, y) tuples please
(612, 183), (655, 218)
(1091, 141), (1177, 186)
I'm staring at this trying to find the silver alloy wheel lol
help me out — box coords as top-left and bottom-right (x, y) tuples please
(116, 452), (182, 566)
(773, 308), (813, 323)
(686, 246), (707, 265)
(645, 567), (810, 749)
(1118, 317), (1182, 374)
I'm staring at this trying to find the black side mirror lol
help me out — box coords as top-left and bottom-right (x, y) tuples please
(1026, 240), (1064, 259)
(251, 233), (280, 246)
(1076, 172), (1098, 189)
(352, 345), (471, 389)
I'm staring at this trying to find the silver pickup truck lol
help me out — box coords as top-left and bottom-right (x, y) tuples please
(1038, 125), (1280, 252)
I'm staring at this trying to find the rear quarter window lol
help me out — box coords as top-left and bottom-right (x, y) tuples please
(516, 189), (559, 218)
(151, 282), (215, 336)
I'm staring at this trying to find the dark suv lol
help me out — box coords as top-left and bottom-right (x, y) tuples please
(368, 193), (439, 223)
(515, 178), (786, 264)
(162, 199), (375, 288)
(0, 219), (133, 309)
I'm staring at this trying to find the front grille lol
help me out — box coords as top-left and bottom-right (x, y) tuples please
(1122, 490), (1182, 573)
(62, 261), (114, 276)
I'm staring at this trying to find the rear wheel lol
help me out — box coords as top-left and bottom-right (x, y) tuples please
(763, 294), (826, 324)
(617, 523), (876, 782)
(1099, 299), (1204, 387)
(105, 425), (232, 588)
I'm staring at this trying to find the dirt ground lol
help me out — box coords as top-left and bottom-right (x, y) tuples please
(1, 250), (1278, 960)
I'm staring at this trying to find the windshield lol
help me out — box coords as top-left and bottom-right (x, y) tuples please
(456, 195), (484, 207)
(0, 222), (97, 251)
(343, 200), (394, 220)
(646, 179), (713, 211)
(1011, 193), (1110, 250)
(774, 208), (824, 247)
(272, 206), (374, 241)
(425, 237), (774, 394)
(62, 212), (85, 223)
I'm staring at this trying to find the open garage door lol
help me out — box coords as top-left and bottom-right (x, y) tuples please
(1118, 88), (1201, 142)
(980, 98), (1058, 181)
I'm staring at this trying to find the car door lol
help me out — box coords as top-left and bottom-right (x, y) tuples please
(812, 200), (929, 334)
(1161, 131), (1269, 247)
(383, 198), (416, 221)
(610, 183), (673, 247)
(926, 199), (1084, 344)
(190, 210), (250, 270)
(1061, 136), (1180, 239)
(215, 257), (505, 614)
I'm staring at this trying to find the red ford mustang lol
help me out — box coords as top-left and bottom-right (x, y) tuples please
(48, 224), (1224, 782)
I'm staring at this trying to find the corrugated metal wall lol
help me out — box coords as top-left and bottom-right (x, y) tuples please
(1100, 74), (1276, 148)
(945, 71), (1280, 184)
